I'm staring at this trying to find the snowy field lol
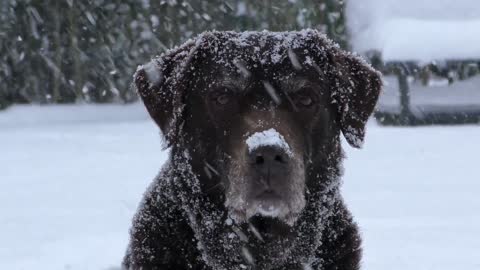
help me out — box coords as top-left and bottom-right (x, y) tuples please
(1, 104), (479, 270)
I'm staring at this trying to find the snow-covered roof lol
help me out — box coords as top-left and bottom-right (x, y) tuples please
(378, 19), (480, 62)
(347, 0), (480, 62)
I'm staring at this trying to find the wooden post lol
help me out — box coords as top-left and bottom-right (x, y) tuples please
(395, 65), (412, 125)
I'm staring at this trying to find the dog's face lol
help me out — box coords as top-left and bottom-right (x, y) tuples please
(135, 31), (381, 226)
(187, 60), (338, 225)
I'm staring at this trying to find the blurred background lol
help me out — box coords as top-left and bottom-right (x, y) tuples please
(0, 1), (479, 269)
(0, 0), (346, 108)
(2, 0), (480, 126)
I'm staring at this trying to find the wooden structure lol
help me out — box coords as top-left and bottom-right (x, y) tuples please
(375, 60), (480, 125)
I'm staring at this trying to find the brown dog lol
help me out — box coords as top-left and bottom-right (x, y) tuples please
(123, 30), (381, 270)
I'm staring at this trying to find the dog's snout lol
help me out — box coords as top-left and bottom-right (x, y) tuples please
(250, 146), (289, 170)
(248, 146), (292, 196)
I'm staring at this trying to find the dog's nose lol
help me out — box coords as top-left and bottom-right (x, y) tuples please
(249, 146), (289, 174)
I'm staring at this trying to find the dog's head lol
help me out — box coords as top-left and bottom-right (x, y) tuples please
(136, 30), (381, 226)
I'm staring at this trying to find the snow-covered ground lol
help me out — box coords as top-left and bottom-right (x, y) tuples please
(1, 105), (479, 270)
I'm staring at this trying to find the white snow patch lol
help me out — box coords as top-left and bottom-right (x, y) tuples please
(245, 128), (293, 157)
(0, 104), (161, 270)
(2, 105), (480, 270)
(142, 60), (163, 87)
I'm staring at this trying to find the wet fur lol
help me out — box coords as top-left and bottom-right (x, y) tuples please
(123, 30), (381, 270)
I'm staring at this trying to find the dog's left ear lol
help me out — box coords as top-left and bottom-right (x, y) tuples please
(134, 41), (199, 147)
(328, 49), (382, 148)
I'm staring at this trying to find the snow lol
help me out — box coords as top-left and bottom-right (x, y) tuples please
(1, 104), (480, 269)
(262, 81), (282, 105)
(245, 128), (293, 157)
(0, 104), (149, 128)
(152, 29), (352, 77)
(347, 0), (480, 62)
(0, 104), (160, 270)
(343, 122), (480, 270)
(142, 60), (163, 87)
(287, 48), (302, 70)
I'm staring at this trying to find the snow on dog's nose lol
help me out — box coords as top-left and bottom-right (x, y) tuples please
(245, 128), (293, 157)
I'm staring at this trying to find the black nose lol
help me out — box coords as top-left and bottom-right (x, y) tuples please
(249, 146), (289, 174)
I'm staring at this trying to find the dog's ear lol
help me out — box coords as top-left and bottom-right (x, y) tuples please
(328, 49), (382, 148)
(135, 42), (197, 147)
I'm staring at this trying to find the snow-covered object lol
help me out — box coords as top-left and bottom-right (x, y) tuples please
(347, 0), (480, 62)
(126, 30), (382, 269)
(245, 128), (293, 157)
(380, 19), (480, 62)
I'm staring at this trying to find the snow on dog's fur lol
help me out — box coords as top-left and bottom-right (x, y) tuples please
(123, 30), (382, 270)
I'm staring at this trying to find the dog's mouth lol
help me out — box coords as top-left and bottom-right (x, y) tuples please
(225, 132), (307, 226)
(225, 173), (307, 225)
(227, 189), (301, 227)
(252, 191), (284, 217)
(229, 197), (287, 220)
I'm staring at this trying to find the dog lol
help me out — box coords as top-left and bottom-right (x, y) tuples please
(123, 30), (382, 270)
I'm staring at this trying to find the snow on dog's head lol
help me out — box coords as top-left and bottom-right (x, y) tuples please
(129, 30), (382, 269)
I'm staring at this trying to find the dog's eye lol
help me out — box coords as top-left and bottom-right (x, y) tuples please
(294, 89), (316, 107)
(210, 88), (234, 106)
(216, 94), (230, 105)
(297, 95), (313, 106)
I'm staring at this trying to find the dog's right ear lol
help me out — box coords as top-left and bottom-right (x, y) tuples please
(135, 43), (196, 147)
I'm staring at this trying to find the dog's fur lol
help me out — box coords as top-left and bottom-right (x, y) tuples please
(123, 30), (382, 270)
